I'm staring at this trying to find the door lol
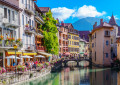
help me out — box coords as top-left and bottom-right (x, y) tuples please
(0, 52), (3, 67)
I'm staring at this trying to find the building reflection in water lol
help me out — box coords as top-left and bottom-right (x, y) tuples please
(60, 67), (118, 85)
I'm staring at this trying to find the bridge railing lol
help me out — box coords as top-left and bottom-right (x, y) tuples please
(63, 57), (90, 61)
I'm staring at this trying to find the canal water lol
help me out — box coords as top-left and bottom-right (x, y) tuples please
(20, 61), (120, 85)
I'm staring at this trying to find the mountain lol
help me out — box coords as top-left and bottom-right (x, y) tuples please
(72, 17), (120, 31)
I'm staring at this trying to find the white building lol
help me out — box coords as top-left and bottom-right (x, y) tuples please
(0, 0), (22, 67)
(19, 0), (36, 55)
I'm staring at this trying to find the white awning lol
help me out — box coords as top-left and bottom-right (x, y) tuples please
(20, 55), (33, 58)
(35, 55), (45, 58)
(6, 55), (20, 59)
(38, 52), (52, 57)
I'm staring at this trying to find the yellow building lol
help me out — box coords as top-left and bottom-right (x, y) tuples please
(65, 23), (79, 57)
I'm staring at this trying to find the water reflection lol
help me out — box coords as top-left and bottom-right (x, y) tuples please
(21, 67), (119, 85)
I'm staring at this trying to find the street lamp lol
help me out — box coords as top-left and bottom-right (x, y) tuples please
(13, 44), (18, 74)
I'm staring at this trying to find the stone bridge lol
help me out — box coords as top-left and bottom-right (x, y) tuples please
(62, 57), (92, 67)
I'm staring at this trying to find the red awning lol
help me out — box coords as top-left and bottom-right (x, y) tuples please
(63, 52), (70, 56)
(84, 53), (88, 55)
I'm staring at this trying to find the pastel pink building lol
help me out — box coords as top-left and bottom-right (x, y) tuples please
(89, 19), (114, 66)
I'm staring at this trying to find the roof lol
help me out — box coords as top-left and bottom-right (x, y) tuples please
(95, 22), (113, 29)
(0, 0), (22, 11)
(79, 31), (90, 42)
(35, 3), (42, 13)
(91, 21), (114, 35)
(109, 14), (117, 26)
(39, 7), (50, 13)
(64, 23), (71, 27)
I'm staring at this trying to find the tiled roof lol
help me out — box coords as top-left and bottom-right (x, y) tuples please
(64, 23), (71, 27)
(39, 7), (50, 13)
(95, 22), (112, 29)
(35, 3), (42, 13)
(0, 0), (22, 11)
(79, 31), (90, 42)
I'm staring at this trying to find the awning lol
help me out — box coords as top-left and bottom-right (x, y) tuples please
(20, 55), (33, 58)
(84, 53), (88, 55)
(63, 52), (70, 56)
(6, 55), (20, 59)
(23, 53), (37, 55)
(80, 52), (84, 54)
(7, 52), (22, 55)
(35, 55), (45, 58)
(38, 52), (52, 57)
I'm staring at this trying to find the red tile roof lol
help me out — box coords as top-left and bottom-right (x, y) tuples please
(39, 7), (50, 13)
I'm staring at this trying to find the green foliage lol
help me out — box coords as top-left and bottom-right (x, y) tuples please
(40, 10), (59, 55)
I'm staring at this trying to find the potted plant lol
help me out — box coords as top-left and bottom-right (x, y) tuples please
(10, 38), (15, 42)
(17, 65), (27, 72)
(0, 35), (3, 46)
(37, 64), (43, 72)
(0, 67), (6, 74)
(45, 62), (49, 68)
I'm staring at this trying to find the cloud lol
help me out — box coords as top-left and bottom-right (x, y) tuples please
(107, 15), (118, 20)
(51, 7), (75, 21)
(51, 5), (106, 21)
(72, 5), (106, 18)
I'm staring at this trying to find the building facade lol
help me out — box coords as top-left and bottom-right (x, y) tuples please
(58, 22), (69, 57)
(65, 23), (79, 57)
(89, 19), (114, 66)
(79, 31), (90, 57)
(0, 0), (22, 67)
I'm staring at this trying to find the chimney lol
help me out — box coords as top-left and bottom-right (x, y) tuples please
(93, 22), (97, 29)
(61, 21), (64, 26)
(100, 19), (103, 25)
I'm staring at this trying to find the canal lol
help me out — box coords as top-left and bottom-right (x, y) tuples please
(19, 67), (120, 85)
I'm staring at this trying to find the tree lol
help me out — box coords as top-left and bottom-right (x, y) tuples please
(40, 10), (59, 55)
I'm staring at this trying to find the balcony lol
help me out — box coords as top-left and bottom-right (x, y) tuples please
(3, 18), (19, 28)
(24, 4), (34, 15)
(0, 38), (23, 49)
(36, 29), (44, 38)
(24, 26), (35, 34)
(25, 44), (35, 51)
(35, 12), (44, 24)
(36, 46), (45, 52)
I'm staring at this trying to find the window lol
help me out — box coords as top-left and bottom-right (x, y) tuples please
(26, 17), (28, 24)
(22, 0), (24, 4)
(12, 11), (15, 21)
(92, 43), (94, 48)
(32, 20), (34, 26)
(95, 52), (96, 61)
(111, 39), (113, 44)
(105, 31), (110, 36)
(106, 40), (109, 46)
(22, 15), (24, 26)
(4, 8), (7, 18)
(106, 53), (108, 58)
(95, 33), (96, 38)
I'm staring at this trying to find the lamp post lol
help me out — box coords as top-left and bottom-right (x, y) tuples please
(13, 44), (18, 74)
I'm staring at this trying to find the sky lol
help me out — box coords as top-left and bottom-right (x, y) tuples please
(36, 0), (120, 23)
